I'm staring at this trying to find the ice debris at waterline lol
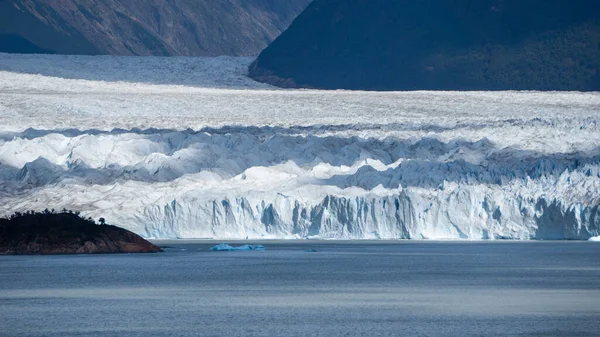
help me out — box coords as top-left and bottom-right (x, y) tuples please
(589, 237), (600, 242)
(1, 55), (600, 240)
(210, 244), (266, 251)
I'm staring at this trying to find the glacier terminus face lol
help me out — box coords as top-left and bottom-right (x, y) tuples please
(0, 54), (599, 240)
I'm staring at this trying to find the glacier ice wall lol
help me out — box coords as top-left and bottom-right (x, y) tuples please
(1, 127), (598, 240)
(0, 54), (599, 240)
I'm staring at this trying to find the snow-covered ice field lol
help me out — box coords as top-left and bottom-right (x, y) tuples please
(1, 53), (599, 239)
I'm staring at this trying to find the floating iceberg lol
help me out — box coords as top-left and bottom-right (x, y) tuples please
(209, 244), (266, 251)
(589, 237), (600, 242)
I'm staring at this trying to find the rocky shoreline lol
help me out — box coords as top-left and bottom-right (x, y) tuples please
(0, 211), (162, 255)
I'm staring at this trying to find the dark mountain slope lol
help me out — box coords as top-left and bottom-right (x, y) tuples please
(0, 0), (312, 56)
(249, 0), (600, 91)
(0, 0), (98, 55)
(0, 35), (55, 54)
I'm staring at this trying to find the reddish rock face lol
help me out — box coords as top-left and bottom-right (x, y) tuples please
(0, 212), (162, 255)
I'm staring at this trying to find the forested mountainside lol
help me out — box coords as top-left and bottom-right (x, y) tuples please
(250, 0), (600, 91)
(0, 0), (312, 56)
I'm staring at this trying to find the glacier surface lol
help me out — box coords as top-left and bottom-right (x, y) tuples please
(0, 53), (599, 240)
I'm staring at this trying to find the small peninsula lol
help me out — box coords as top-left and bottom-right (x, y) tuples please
(0, 210), (162, 255)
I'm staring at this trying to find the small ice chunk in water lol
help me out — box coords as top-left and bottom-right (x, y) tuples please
(210, 244), (266, 251)
(589, 236), (600, 242)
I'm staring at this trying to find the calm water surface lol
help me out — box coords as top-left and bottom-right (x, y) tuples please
(1, 241), (599, 337)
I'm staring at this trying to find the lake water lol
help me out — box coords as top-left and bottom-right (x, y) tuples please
(1, 241), (599, 337)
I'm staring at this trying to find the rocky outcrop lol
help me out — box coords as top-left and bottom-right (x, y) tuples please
(250, 0), (600, 91)
(0, 211), (162, 254)
(0, 0), (312, 56)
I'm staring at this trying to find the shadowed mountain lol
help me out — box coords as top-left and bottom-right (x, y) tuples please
(0, 0), (312, 56)
(249, 0), (600, 91)
(0, 35), (55, 54)
(0, 1), (98, 55)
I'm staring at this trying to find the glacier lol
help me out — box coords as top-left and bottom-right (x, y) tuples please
(0, 53), (599, 240)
